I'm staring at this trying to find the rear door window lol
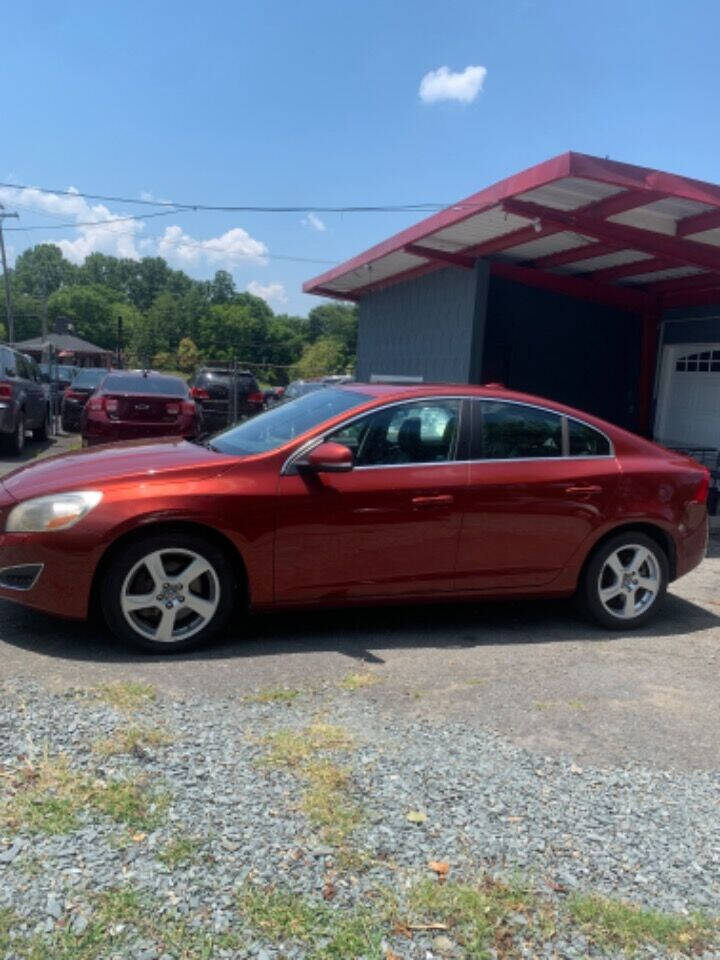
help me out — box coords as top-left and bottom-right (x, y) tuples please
(568, 418), (611, 456)
(471, 400), (562, 459)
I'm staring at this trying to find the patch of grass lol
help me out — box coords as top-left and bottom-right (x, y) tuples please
(157, 833), (204, 869)
(238, 885), (391, 959)
(338, 672), (380, 691)
(249, 686), (302, 704)
(0, 754), (169, 835)
(407, 876), (540, 957)
(566, 698), (587, 710)
(260, 722), (353, 768)
(92, 725), (172, 757)
(93, 681), (157, 712)
(301, 761), (362, 845)
(569, 893), (716, 955)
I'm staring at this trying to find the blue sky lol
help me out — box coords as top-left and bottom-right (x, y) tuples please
(2, 0), (719, 315)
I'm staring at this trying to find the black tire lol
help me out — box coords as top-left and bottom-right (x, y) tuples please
(8, 411), (25, 455)
(101, 531), (238, 653)
(578, 532), (668, 630)
(33, 407), (50, 442)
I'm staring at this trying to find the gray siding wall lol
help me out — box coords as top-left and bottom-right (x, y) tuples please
(355, 264), (488, 383)
(662, 306), (720, 344)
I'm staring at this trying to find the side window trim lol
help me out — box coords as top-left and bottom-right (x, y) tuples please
(282, 396), (469, 475)
(469, 398), (615, 462)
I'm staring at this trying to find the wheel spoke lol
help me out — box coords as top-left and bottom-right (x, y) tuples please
(181, 557), (212, 587)
(630, 547), (651, 574)
(600, 585), (623, 603)
(143, 551), (168, 591)
(155, 607), (178, 642)
(637, 576), (657, 594)
(123, 593), (159, 612)
(183, 594), (216, 621)
(605, 552), (626, 580)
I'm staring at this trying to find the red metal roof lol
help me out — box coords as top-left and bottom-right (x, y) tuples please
(303, 152), (720, 313)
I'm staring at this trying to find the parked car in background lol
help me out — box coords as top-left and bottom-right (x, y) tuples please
(0, 383), (709, 652)
(188, 367), (264, 432)
(61, 368), (110, 432)
(0, 345), (50, 454)
(81, 371), (200, 447)
(39, 363), (79, 393)
(263, 386), (285, 408)
(282, 379), (328, 402)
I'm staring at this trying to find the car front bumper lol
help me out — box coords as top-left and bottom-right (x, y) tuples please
(0, 531), (95, 619)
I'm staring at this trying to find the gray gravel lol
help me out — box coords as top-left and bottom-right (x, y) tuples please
(0, 678), (718, 958)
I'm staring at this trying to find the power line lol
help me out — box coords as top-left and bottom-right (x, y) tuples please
(3, 209), (183, 232)
(0, 180), (466, 214)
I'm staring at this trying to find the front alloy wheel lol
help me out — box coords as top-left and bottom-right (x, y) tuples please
(580, 532), (668, 629)
(102, 533), (236, 652)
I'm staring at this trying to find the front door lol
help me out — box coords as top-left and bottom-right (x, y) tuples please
(274, 398), (468, 602)
(455, 399), (620, 591)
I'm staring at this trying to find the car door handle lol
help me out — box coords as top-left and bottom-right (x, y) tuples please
(412, 494), (454, 507)
(565, 484), (602, 495)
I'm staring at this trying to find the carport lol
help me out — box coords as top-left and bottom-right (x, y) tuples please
(304, 152), (720, 471)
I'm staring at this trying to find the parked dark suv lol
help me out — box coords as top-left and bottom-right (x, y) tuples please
(188, 367), (264, 432)
(0, 345), (50, 454)
(61, 367), (109, 432)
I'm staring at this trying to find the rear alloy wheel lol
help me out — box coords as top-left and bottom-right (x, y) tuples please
(101, 533), (237, 652)
(580, 532), (668, 629)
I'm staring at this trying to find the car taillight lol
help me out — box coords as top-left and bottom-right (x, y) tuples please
(190, 387), (210, 400)
(105, 398), (119, 415)
(0, 383), (11, 401)
(692, 468), (711, 504)
(166, 403), (180, 415)
(87, 395), (104, 411)
(249, 391), (264, 405)
(181, 401), (196, 415)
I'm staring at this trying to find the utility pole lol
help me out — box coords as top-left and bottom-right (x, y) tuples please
(0, 203), (19, 344)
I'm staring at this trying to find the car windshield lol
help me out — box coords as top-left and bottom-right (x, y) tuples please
(211, 387), (371, 456)
(103, 374), (187, 396)
(71, 369), (108, 389)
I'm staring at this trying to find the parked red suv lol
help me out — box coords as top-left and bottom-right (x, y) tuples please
(0, 384), (709, 652)
(81, 371), (200, 446)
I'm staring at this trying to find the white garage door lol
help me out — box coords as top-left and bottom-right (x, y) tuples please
(654, 343), (720, 448)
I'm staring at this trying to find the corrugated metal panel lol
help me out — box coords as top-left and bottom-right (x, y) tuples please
(498, 231), (596, 261)
(557, 250), (652, 274)
(421, 206), (529, 251)
(617, 266), (704, 285)
(326, 250), (426, 292)
(611, 198), (714, 235)
(685, 227), (720, 248)
(515, 177), (624, 211)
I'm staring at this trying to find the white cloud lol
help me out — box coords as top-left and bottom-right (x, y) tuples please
(247, 281), (288, 305)
(0, 183), (269, 274)
(156, 225), (267, 267)
(301, 211), (326, 232)
(418, 64), (487, 104)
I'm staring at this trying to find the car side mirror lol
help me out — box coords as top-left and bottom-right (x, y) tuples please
(299, 441), (354, 473)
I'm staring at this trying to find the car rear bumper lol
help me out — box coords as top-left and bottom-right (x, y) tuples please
(0, 402), (17, 435)
(84, 421), (197, 445)
(674, 506), (709, 580)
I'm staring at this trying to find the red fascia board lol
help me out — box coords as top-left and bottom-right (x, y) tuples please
(489, 260), (649, 312)
(502, 198), (720, 273)
(303, 151), (576, 293)
(676, 208), (720, 237)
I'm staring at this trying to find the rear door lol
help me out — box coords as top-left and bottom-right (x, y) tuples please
(15, 354), (45, 428)
(274, 397), (469, 601)
(455, 399), (621, 591)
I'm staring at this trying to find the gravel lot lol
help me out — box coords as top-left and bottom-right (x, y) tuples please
(1, 442), (719, 956)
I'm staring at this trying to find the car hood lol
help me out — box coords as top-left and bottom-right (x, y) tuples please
(1, 439), (240, 502)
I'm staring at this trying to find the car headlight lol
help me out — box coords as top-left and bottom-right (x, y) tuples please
(5, 491), (103, 533)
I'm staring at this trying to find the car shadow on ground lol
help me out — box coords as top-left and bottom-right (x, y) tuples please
(0, 433), (78, 475)
(1, 590), (718, 666)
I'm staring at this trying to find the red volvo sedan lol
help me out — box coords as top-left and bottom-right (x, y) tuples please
(0, 384), (709, 652)
(81, 371), (200, 446)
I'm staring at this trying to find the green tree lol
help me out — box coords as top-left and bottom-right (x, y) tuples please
(47, 285), (117, 348)
(197, 302), (266, 363)
(210, 269), (235, 304)
(177, 337), (200, 373)
(291, 337), (347, 379)
(306, 303), (357, 352)
(13, 244), (76, 297)
(126, 257), (173, 311)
